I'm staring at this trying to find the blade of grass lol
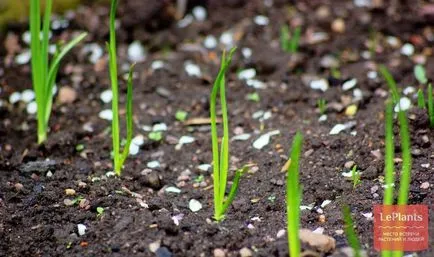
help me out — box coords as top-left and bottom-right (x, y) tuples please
(397, 110), (411, 206)
(379, 65), (399, 104)
(428, 83), (434, 127)
(289, 26), (301, 53)
(383, 101), (394, 206)
(417, 89), (426, 109)
(221, 166), (246, 214)
(280, 24), (290, 52)
(41, 0), (52, 92)
(342, 205), (362, 257)
(119, 64), (135, 166)
(287, 132), (303, 257)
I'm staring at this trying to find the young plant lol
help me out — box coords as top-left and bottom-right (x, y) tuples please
(351, 165), (361, 189)
(342, 205), (362, 257)
(417, 89), (426, 109)
(108, 0), (134, 175)
(210, 48), (246, 222)
(280, 24), (301, 53)
(30, 0), (87, 144)
(414, 64), (428, 85)
(317, 98), (327, 115)
(286, 132), (304, 257)
(428, 83), (434, 127)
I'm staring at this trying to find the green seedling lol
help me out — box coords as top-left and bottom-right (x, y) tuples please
(175, 110), (188, 122)
(286, 132), (304, 257)
(108, 0), (134, 176)
(210, 48), (247, 222)
(317, 98), (327, 115)
(383, 101), (394, 207)
(379, 65), (400, 103)
(246, 92), (260, 102)
(351, 165), (361, 189)
(428, 83), (434, 127)
(148, 131), (163, 141)
(280, 24), (301, 53)
(75, 144), (85, 152)
(417, 89), (426, 109)
(96, 207), (104, 218)
(330, 67), (341, 79)
(342, 205), (362, 257)
(30, 0), (87, 144)
(414, 64), (428, 85)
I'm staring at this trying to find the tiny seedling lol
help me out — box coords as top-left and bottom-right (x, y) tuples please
(317, 98), (327, 115)
(379, 65), (400, 104)
(30, 0), (87, 144)
(108, 0), (135, 175)
(342, 205), (362, 257)
(383, 101), (394, 207)
(351, 165), (361, 189)
(280, 24), (301, 53)
(175, 110), (188, 122)
(414, 64), (428, 85)
(286, 132), (304, 257)
(210, 48), (247, 222)
(246, 92), (260, 102)
(96, 207), (104, 218)
(417, 89), (426, 109)
(428, 83), (434, 127)
(148, 131), (163, 141)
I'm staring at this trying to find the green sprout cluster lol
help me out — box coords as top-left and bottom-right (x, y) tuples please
(30, 0), (87, 144)
(280, 24), (301, 53)
(210, 48), (247, 222)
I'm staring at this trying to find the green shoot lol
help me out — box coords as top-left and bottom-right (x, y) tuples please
(351, 165), (361, 189)
(417, 89), (426, 109)
(210, 48), (246, 222)
(175, 110), (188, 122)
(379, 65), (399, 104)
(317, 98), (327, 115)
(397, 111), (411, 205)
(280, 24), (301, 53)
(246, 92), (260, 102)
(108, 0), (134, 176)
(414, 64), (428, 85)
(383, 101), (394, 207)
(148, 131), (163, 141)
(96, 207), (104, 218)
(30, 0), (87, 144)
(342, 205), (362, 257)
(428, 83), (434, 127)
(286, 132), (304, 257)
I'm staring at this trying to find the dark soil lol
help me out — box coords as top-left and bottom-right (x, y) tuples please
(1, 0), (433, 256)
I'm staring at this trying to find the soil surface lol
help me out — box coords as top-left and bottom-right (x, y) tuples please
(1, 0), (433, 256)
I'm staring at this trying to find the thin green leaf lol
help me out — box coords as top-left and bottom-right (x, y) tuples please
(287, 132), (303, 257)
(379, 65), (400, 104)
(428, 83), (434, 127)
(289, 26), (301, 53)
(397, 110), (411, 205)
(120, 64), (135, 166)
(41, 0), (52, 92)
(383, 101), (394, 206)
(342, 205), (362, 257)
(221, 166), (246, 215)
(417, 89), (426, 109)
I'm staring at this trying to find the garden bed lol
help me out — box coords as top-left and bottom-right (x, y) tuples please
(0, 0), (433, 256)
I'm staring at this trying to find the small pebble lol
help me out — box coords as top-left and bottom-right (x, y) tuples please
(9, 92), (22, 104)
(310, 79), (329, 92)
(21, 89), (35, 103)
(184, 62), (202, 77)
(192, 6), (207, 21)
(342, 78), (357, 91)
(100, 90), (113, 103)
(98, 109), (113, 121)
(276, 229), (286, 238)
(420, 182), (430, 189)
(189, 199), (202, 212)
(14, 183), (24, 191)
(401, 43), (415, 56)
(345, 104), (358, 116)
(213, 248), (226, 257)
(65, 189), (76, 196)
(238, 68), (256, 80)
(77, 224), (87, 236)
(128, 41), (146, 62)
(26, 101), (37, 114)
(331, 18), (345, 33)
(239, 247), (253, 257)
(58, 86), (77, 104)
(254, 15), (269, 26)
(204, 35), (217, 49)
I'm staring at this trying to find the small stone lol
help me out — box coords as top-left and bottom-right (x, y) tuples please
(26, 101), (37, 114)
(192, 6), (207, 21)
(98, 109), (113, 121)
(100, 90), (113, 103)
(401, 43), (415, 56)
(299, 228), (336, 253)
(141, 171), (161, 190)
(77, 224), (87, 236)
(345, 104), (358, 116)
(14, 183), (24, 191)
(213, 248), (226, 257)
(9, 92), (22, 104)
(342, 78), (357, 91)
(58, 86), (77, 104)
(254, 15), (269, 26)
(65, 189), (76, 196)
(394, 97), (411, 112)
(204, 35), (217, 49)
(411, 149), (422, 157)
(184, 62), (202, 77)
(331, 18), (345, 33)
(420, 182), (430, 189)
(238, 68), (256, 80)
(239, 247), (253, 257)
(149, 240), (161, 253)
(189, 199), (202, 212)
(276, 229), (286, 238)
(128, 41), (146, 62)
(344, 161), (355, 169)
(156, 247), (173, 257)
(310, 79), (329, 92)
(147, 161), (160, 169)
(21, 89), (35, 103)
